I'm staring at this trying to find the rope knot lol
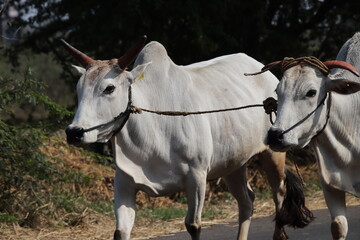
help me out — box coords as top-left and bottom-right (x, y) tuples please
(263, 97), (278, 114)
(129, 105), (143, 114)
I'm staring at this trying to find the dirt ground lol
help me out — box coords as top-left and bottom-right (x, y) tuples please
(1, 137), (359, 240)
(1, 189), (360, 240)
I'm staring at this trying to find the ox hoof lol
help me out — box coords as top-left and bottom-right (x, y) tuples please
(114, 230), (121, 240)
(185, 223), (201, 240)
(273, 227), (289, 240)
(331, 216), (347, 240)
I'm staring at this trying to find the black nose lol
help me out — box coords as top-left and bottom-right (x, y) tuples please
(267, 128), (284, 147)
(65, 126), (84, 144)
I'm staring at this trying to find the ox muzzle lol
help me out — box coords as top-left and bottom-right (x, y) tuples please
(65, 126), (85, 145)
(266, 128), (291, 152)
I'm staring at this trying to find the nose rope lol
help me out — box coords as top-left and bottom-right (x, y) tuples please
(129, 89), (278, 123)
(245, 56), (332, 138)
(130, 100), (274, 117)
(81, 86), (134, 133)
(279, 94), (329, 138)
(80, 85), (278, 134)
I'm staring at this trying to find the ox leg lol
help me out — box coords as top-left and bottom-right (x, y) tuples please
(224, 165), (255, 240)
(113, 168), (137, 240)
(184, 170), (207, 240)
(322, 184), (347, 240)
(258, 150), (288, 240)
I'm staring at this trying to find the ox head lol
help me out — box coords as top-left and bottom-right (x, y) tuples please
(264, 58), (360, 152)
(63, 36), (150, 144)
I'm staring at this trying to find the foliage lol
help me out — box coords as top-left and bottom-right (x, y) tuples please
(1, 0), (359, 114)
(136, 205), (221, 221)
(6, 0), (360, 67)
(137, 207), (187, 221)
(0, 70), (109, 227)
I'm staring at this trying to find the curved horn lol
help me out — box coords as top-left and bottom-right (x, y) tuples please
(60, 39), (95, 68)
(118, 35), (147, 70)
(323, 60), (360, 77)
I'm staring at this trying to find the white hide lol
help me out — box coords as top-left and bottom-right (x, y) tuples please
(272, 33), (360, 197)
(69, 41), (280, 240)
(316, 33), (360, 197)
(269, 32), (360, 240)
(113, 42), (278, 196)
(69, 41), (280, 193)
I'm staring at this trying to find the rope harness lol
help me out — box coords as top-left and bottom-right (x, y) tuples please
(81, 56), (331, 139)
(130, 96), (278, 119)
(81, 85), (278, 134)
(82, 87), (134, 134)
(245, 56), (332, 139)
(280, 93), (331, 139)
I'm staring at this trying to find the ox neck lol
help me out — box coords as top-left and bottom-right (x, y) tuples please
(312, 92), (332, 139)
(316, 92), (360, 148)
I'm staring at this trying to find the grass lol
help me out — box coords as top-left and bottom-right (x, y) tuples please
(137, 207), (187, 221)
(136, 204), (224, 222)
(81, 199), (114, 218)
(0, 212), (17, 224)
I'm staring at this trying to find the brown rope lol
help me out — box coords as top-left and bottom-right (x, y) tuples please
(131, 103), (266, 116)
(244, 56), (330, 76)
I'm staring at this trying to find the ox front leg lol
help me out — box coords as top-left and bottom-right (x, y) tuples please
(113, 168), (137, 240)
(224, 165), (255, 240)
(323, 184), (348, 240)
(184, 170), (207, 240)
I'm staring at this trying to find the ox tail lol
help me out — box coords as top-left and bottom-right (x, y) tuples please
(275, 167), (314, 229)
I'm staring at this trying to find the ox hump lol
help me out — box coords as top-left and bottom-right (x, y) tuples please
(135, 41), (171, 66)
(348, 32), (360, 52)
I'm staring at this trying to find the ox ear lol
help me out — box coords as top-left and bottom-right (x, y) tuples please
(131, 62), (152, 82)
(327, 79), (360, 95)
(72, 65), (86, 75)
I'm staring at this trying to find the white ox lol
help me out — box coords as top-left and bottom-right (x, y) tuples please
(62, 37), (312, 240)
(265, 33), (360, 239)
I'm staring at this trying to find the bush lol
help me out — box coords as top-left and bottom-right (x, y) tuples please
(0, 69), (109, 227)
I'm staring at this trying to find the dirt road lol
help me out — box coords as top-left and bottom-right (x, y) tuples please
(147, 206), (360, 240)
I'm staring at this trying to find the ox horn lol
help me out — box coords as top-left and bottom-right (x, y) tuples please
(60, 39), (95, 68)
(323, 60), (360, 77)
(118, 35), (147, 70)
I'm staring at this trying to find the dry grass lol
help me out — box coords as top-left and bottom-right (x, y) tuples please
(1, 134), (359, 240)
(2, 190), (359, 240)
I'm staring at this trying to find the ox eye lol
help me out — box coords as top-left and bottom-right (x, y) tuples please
(103, 85), (116, 95)
(306, 89), (317, 98)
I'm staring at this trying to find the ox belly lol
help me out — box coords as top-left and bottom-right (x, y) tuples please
(113, 147), (184, 197)
(112, 115), (267, 197)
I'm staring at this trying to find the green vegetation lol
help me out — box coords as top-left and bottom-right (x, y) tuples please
(136, 204), (223, 222)
(0, 69), (113, 227)
(138, 207), (187, 221)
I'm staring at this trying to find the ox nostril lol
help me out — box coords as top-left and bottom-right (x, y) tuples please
(267, 129), (284, 146)
(65, 126), (84, 144)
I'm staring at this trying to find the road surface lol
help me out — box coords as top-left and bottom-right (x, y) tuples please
(143, 206), (360, 240)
